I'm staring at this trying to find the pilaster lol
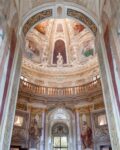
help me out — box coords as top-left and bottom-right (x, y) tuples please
(75, 109), (82, 150)
(40, 109), (46, 150)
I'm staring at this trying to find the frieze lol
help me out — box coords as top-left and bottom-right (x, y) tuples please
(67, 9), (97, 36)
(23, 9), (52, 35)
(22, 56), (98, 74)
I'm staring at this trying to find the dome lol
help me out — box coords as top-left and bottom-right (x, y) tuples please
(22, 18), (99, 87)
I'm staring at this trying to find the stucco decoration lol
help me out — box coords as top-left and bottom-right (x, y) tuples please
(67, 9), (97, 36)
(23, 9), (52, 35)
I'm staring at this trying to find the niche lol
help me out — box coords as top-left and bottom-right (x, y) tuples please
(53, 39), (67, 64)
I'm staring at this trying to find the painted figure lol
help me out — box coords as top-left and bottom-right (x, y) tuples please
(29, 115), (42, 149)
(81, 121), (92, 149)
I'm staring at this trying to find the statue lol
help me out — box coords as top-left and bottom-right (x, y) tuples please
(57, 52), (63, 67)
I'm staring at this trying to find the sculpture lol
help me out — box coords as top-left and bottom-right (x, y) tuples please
(57, 52), (63, 67)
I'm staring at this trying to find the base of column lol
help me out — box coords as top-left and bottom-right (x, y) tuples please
(40, 141), (45, 150)
(77, 141), (82, 150)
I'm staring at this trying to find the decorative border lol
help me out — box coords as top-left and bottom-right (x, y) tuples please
(23, 9), (52, 35)
(67, 9), (97, 36)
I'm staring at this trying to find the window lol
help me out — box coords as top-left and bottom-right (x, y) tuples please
(52, 123), (69, 150)
(98, 114), (107, 126)
(14, 116), (24, 127)
(53, 136), (68, 150)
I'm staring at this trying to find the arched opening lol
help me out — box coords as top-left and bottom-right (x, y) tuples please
(46, 108), (74, 150)
(1, 2), (120, 150)
(52, 123), (69, 150)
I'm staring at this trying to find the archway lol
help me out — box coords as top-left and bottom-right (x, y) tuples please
(0, 2), (120, 150)
(46, 108), (75, 150)
(52, 123), (69, 150)
(21, 6), (120, 148)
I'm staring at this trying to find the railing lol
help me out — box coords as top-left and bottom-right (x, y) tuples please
(19, 78), (101, 97)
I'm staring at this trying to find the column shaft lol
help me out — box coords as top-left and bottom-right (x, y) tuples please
(40, 109), (46, 150)
(75, 109), (82, 150)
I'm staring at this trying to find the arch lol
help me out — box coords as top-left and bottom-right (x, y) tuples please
(20, 2), (99, 37)
(19, 4), (120, 150)
(47, 107), (74, 120)
(1, 2), (120, 150)
(46, 108), (75, 150)
(52, 122), (69, 136)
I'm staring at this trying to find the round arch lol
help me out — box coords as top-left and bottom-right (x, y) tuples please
(52, 122), (69, 136)
(18, 3), (120, 150)
(19, 2), (99, 38)
(46, 107), (76, 150)
(1, 1), (120, 150)
(53, 39), (67, 64)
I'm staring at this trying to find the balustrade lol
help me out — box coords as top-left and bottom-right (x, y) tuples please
(20, 78), (101, 96)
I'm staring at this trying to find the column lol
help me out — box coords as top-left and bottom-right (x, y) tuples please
(40, 109), (46, 150)
(75, 109), (82, 150)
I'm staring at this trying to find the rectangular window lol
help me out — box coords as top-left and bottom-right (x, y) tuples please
(53, 136), (68, 150)
(14, 116), (24, 127)
(98, 114), (107, 126)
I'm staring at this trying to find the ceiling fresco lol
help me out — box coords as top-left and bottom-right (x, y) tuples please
(22, 18), (99, 87)
(24, 18), (96, 68)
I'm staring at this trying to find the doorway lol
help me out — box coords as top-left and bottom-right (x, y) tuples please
(52, 123), (69, 150)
